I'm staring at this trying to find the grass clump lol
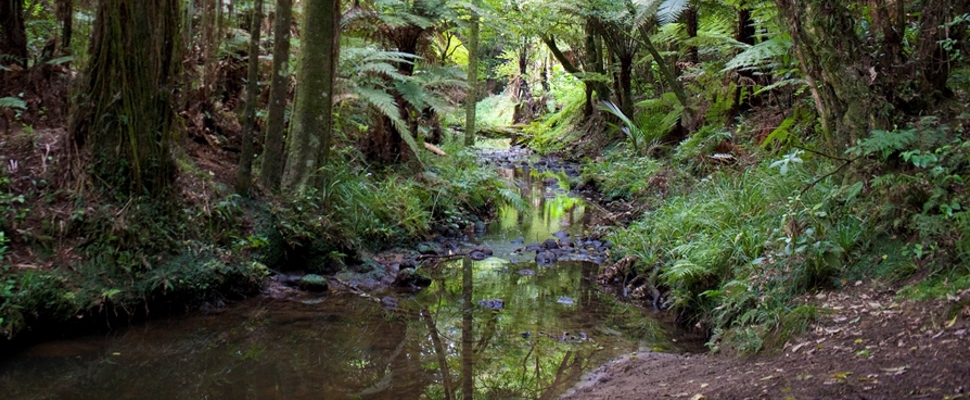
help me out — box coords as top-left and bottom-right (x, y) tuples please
(605, 151), (869, 353)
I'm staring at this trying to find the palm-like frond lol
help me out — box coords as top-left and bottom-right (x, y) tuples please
(657, 0), (690, 26)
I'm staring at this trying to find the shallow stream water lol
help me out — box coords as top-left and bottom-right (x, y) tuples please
(0, 148), (678, 399)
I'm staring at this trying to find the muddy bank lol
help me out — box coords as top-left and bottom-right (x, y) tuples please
(563, 284), (970, 399)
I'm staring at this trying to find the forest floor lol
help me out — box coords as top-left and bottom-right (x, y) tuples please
(562, 283), (970, 399)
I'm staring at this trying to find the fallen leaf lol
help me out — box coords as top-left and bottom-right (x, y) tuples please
(689, 395), (707, 400)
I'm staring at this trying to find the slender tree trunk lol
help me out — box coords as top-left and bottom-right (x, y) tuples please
(282, 0), (339, 191)
(512, 38), (535, 123)
(683, 5), (698, 64)
(71, 0), (181, 196)
(57, 0), (73, 52)
(618, 55), (634, 119)
(235, 0), (262, 195)
(460, 258), (475, 399)
(463, 0), (480, 147)
(729, 2), (755, 119)
(0, 0), (26, 68)
(638, 25), (688, 108)
(258, 0), (292, 192)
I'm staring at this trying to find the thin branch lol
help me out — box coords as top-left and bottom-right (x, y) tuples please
(799, 156), (861, 196)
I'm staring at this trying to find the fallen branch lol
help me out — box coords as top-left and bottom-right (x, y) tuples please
(424, 142), (446, 156)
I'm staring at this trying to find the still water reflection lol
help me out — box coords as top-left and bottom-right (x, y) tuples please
(0, 155), (675, 399)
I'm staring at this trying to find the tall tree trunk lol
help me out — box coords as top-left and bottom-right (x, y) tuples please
(258, 0), (292, 192)
(683, 5), (698, 64)
(71, 0), (181, 196)
(282, 0), (339, 191)
(729, 2), (755, 119)
(0, 0), (26, 68)
(512, 38), (535, 123)
(460, 257), (475, 399)
(463, 0), (480, 147)
(235, 0), (262, 195)
(57, 0), (73, 52)
(618, 55), (634, 119)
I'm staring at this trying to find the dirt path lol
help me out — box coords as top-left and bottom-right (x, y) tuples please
(563, 285), (970, 399)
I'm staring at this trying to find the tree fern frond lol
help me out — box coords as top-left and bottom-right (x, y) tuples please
(395, 79), (428, 110)
(0, 97), (26, 110)
(497, 187), (528, 211)
(357, 85), (402, 124)
(357, 61), (411, 81)
(722, 36), (791, 72)
(657, 0), (690, 26)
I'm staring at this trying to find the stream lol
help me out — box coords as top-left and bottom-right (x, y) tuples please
(0, 146), (680, 399)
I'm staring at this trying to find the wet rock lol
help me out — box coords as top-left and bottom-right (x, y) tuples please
(394, 268), (431, 288)
(299, 274), (329, 292)
(543, 238), (559, 250)
(553, 230), (570, 240)
(469, 246), (494, 261)
(416, 242), (439, 255)
(473, 221), (487, 233)
(518, 269), (536, 276)
(559, 237), (573, 248)
(557, 296), (575, 305)
(536, 250), (558, 266)
(381, 296), (399, 309)
(525, 242), (542, 252)
(478, 298), (505, 310)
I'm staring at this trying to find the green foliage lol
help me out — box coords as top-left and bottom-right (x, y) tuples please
(522, 76), (586, 153)
(600, 100), (667, 156)
(582, 149), (663, 200)
(608, 156), (854, 353)
(848, 120), (970, 274)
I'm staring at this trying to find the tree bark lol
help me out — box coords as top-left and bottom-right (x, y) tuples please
(0, 0), (26, 68)
(282, 0), (339, 191)
(258, 0), (292, 192)
(463, 0), (480, 147)
(235, 0), (263, 195)
(774, 0), (888, 147)
(57, 0), (73, 52)
(71, 0), (181, 196)
(683, 5), (698, 64)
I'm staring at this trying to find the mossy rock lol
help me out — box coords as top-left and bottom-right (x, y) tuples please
(298, 274), (329, 292)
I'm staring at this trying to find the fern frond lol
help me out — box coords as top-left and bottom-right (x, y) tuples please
(722, 36), (791, 72)
(657, 0), (690, 26)
(0, 97), (26, 110)
(497, 187), (528, 211)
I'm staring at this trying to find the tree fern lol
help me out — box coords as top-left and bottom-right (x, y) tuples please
(657, 0), (690, 26)
(722, 36), (792, 72)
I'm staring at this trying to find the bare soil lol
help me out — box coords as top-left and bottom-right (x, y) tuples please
(562, 284), (970, 399)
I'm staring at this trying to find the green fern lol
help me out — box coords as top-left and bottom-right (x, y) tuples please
(722, 36), (792, 72)
(0, 97), (26, 110)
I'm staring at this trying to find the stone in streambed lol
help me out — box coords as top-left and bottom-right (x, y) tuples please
(298, 274), (329, 292)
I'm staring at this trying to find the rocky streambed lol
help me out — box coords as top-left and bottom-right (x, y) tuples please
(0, 145), (686, 400)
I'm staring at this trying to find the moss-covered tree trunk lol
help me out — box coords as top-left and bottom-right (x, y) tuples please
(235, 0), (263, 195)
(0, 0), (26, 68)
(282, 0), (339, 191)
(71, 0), (181, 197)
(258, 0), (292, 192)
(463, 0), (480, 147)
(774, 0), (889, 147)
